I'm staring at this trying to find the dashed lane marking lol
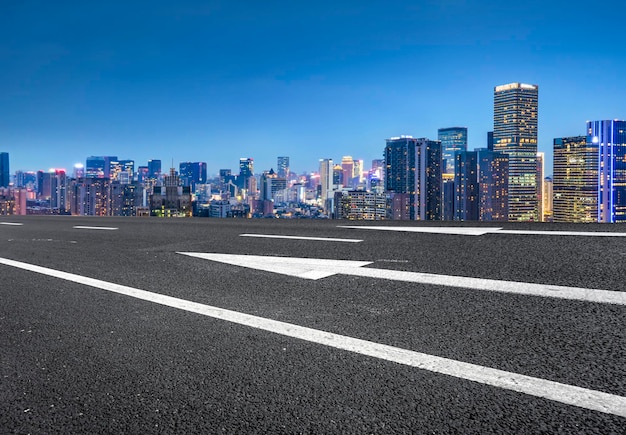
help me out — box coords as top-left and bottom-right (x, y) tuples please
(240, 234), (363, 243)
(0, 222), (24, 226)
(0, 255), (625, 417)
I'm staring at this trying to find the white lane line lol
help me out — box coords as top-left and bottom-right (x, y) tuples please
(178, 253), (626, 306)
(497, 230), (626, 237)
(73, 226), (119, 231)
(240, 234), (363, 243)
(338, 226), (499, 236)
(0, 256), (624, 417)
(338, 226), (626, 237)
(0, 222), (24, 226)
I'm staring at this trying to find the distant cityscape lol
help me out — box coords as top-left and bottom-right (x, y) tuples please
(1, 82), (625, 222)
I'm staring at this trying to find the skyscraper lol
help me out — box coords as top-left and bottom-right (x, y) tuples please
(148, 159), (162, 179)
(179, 162), (207, 190)
(277, 156), (289, 179)
(587, 120), (626, 223)
(238, 158), (254, 191)
(553, 136), (598, 222)
(341, 156), (355, 188)
(384, 136), (441, 220)
(0, 152), (9, 187)
(318, 158), (334, 203)
(86, 156), (117, 178)
(477, 148), (509, 221)
(493, 82), (538, 221)
(438, 127), (468, 175)
(454, 150), (478, 221)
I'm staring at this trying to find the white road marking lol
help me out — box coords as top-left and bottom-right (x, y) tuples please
(338, 226), (499, 236)
(73, 226), (118, 231)
(0, 257), (625, 417)
(178, 253), (626, 306)
(338, 225), (626, 237)
(0, 222), (24, 226)
(240, 234), (363, 243)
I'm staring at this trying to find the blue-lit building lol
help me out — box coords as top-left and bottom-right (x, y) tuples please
(0, 152), (9, 187)
(179, 162), (207, 190)
(148, 159), (162, 179)
(477, 148), (509, 221)
(438, 127), (468, 175)
(587, 120), (626, 223)
(277, 156), (289, 179)
(384, 136), (441, 220)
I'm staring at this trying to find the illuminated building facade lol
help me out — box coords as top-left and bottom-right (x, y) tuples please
(384, 136), (441, 220)
(438, 127), (468, 175)
(179, 161), (207, 190)
(454, 150), (478, 221)
(493, 82), (538, 221)
(587, 120), (626, 223)
(319, 158), (334, 203)
(334, 190), (387, 220)
(477, 148), (509, 221)
(553, 136), (598, 222)
(277, 156), (290, 179)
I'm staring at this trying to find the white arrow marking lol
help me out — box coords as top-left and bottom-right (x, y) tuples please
(239, 234), (363, 243)
(73, 226), (119, 231)
(338, 225), (626, 237)
(0, 255), (625, 417)
(178, 253), (626, 306)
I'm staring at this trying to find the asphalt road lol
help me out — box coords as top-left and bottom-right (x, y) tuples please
(1, 216), (625, 433)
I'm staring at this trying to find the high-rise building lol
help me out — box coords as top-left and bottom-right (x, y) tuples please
(238, 158), (254, 191)
(536, 152), (545, 221)
(454, 150), (478, 221)
(587, 120), (626, 222)
(477, 148), (509, 221)
(179, 162), (207, 190)
(341, 156), (355, 188)
(277, 156), (290, 179)
(438, 127), (468, 175)
(0, 152), (9, 187)
(543, 177), (553, 222)
(553, 136), (598, 222)
(318, 158), (334, 203)
(148, 159), (162, 179)
(86, 156), (117, 178)
(493, 82), (538, 221)
(384, 136), (441, 220)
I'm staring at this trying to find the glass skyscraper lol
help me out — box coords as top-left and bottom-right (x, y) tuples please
(587, 120), (626, 223)
(438, 127), (468, 175)
(493, 83), (538, 221)
(0, 152), (9, 187)
(277, 156), (289, 178)
(553, 136), (598, 223)
(384, 136), (441, 220)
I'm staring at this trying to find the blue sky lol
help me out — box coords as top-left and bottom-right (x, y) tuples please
(1, 0), (625, 177)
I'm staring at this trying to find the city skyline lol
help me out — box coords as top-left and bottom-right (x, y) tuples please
(2, 1), (626, 175)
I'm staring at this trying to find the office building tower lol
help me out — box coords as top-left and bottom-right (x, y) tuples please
(454, 150), (479, 221)
(536, 152), (545, 221)
(69, 177), (110, 216)
(137, 166), (149, 182)
(277, 156), (290, 179)
(493, 82), (538, 221)
(238, 158), (254, 191)
(438, 127), (468, 175)
(86, 156), (117, 178)
(384, 136), (441, 220)
(341, 156), (355, 188)
(553, 136), (598, 222)
(148, 159), (162, 179)
(334, 190), (387, 220)
(319, 158), (334, 203)
(441, 174), (455, 220)
(588, 120), (626, 223)
(73, 164), (85, 179)
(179, 162), (207, 190)
(15, 171), (36, 189)
(109, 159), (134, 183)
(544, 177), (553, 222)
(333, 164), (343, 186)
(477, 148), (509, 221)
(487, 131), (494, 151)
(0, 152), (9, 187)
